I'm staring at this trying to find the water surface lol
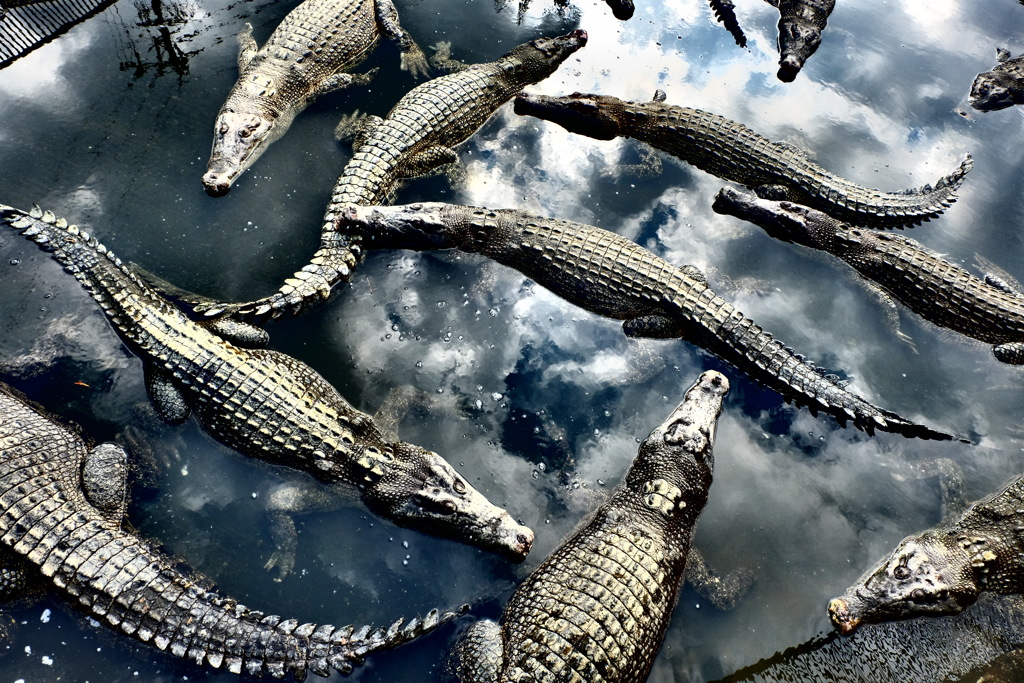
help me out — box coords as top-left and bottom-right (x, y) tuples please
(1, 0), (1024, 681)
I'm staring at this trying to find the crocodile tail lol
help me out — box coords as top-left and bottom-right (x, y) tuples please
(804, 154), (974, 229)
(194, 234), (361, 320)
(707, 0), (746, 47)
(0, 203), (159, 311)
(695, 304), (963, 441)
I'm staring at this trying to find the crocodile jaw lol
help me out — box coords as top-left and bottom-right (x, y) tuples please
(514, 91), (622, 140)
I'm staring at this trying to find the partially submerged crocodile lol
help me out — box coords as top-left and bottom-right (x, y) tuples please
(0, 203), (533, 564)
(456, 370), (729, 683)
(829, 471), (1024, 635)
(196, 29), (588, 319)
(712, 186), (1024, 364)
(0, 381), (464, 678)
(767, 0), (835, 82)
(202, 0), (429, 197)
(513, 91), (973, 229)
(969, 48), (1024, 112)
(336, 201), (960, 441)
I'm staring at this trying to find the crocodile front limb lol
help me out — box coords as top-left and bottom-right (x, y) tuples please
(337, 201), (961, 441)
(456, 371), (729, 683)
(0, 203), (533, 563)
(0, 382), (465, 678)
(514, 91), (972, 229)
(713, 186), (1024, 364)
(197, 29), (588, 320)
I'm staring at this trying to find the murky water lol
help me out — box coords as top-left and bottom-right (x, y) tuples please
(2, 0), (1024, 681)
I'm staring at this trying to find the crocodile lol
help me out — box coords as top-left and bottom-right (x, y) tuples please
(202, 0), (429, 197)
(766, 0), (835, 82)
(969, 48), (1024, 112)
(0, 203), (534, 564)
(513, 90), (973, 229)
(335, 201), (961, 441)
(712, 186), (1024, 364)
(828, 474), (1024, 636)
(0, 381), (465, 678)
(195, 29), (588, 319)
(455, 370), (729, 683)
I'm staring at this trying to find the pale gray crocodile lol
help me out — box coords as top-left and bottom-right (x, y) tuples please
(0, 380), (464, 678)
(202, 0), (429, 197)
(334, 201), (962, 441)
(712, 186), (1024, 364)
(829, 473), (1024, 635)
(0, 203), (534, 565)
(513, 90), (973, 229)
(456, 370), (729, 683)
(969, 47), (1024, 112)
(195, 29), (588, 319)
(767, 0), (835, 82)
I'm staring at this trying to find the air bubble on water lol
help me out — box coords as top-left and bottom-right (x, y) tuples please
(9, 259), (19, 266)
(532, 470), (539, 479)
(415, 361), (423, 368)
(491, 392), (503, 401)
(40, 609), (51, 624)
(537, 463), (546, 472)
(488, 308), (497, 317)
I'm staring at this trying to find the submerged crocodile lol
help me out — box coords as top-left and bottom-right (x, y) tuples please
(0, 381), (464, 678)
(202, 0), (429, 197)
(712, 186), (1024, 364)
(0, 203), (533, 564)
(767, 0), (834, 82)
(969, 48), (1024, 112)
(513, 91), (973, 229)
(195, 29), (588, 319)
(456, 370), (729, 683)
(336, 201), (960, 441)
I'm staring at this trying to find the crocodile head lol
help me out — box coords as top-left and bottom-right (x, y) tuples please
(968, 70), (1021, 112)
(514, 92), (625, 140)
(359, 442), (534, 562)
(202, 109), (280, 197)
(712, 186), (835, 249)
(776, 18), (824, 82)
(503, 29), (588, 83)
(828, 531), (979, 635)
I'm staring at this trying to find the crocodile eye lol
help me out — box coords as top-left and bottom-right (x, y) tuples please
(218, 122), (229, 135)
(240, 128), (253, 138)
(893, 565), (911, 580)
(441, 500), (458, 514)
(452, 479), (467, 495)
(910, 588), (930, 602)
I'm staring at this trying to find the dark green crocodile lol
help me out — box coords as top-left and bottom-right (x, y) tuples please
(0, 381), (464, 678)
(196, 29), (588, 319)
(202, 0), (429, 197)
(513, 91), (973, 229)
(712, 186), (1024, 364)
(335, 201), (961, 441)
(969, 48), (1024, 113)
(0, 203), (534, 564)
(767, 0), (835, 82)
(829, 473), (1024, 635)
(456, 370), (729, 683)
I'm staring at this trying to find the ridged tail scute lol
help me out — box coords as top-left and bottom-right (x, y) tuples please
(0, 203), (154, 305)
(824, 153), (974, 229)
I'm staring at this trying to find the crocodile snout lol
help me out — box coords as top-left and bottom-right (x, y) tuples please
(202, 170), (232, 198)
(777, 55), (803, 83)
(828, 597), (862, 635)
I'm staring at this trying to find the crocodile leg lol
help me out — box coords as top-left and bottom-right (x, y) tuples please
(80, 443), (129, 522)
(263, 483), (343, 581)
(236, 22), (257, 71)
(402, 145), (459, 178)
(310, 67), (379, 98)
(374, 0), (430, 78)
(143, 364), (191, 425)
(456, 620), (505, 683)
(686, 548), (755, 610)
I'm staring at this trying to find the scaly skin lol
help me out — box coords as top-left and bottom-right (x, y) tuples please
(202, 0), (429, 196)
(0, 382), (464, 679)
(828, 474), (1024, 636)
(713, 186), (1024, 364)
(513, 91), (973, 229)
(768, 0), (835, 82)
(337, 201), (961, 441)
(197, 29), (588, 319)
(969, 48), (1024, 112)
(0, 203), (534, 563)
(456, 371), (729, 683)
